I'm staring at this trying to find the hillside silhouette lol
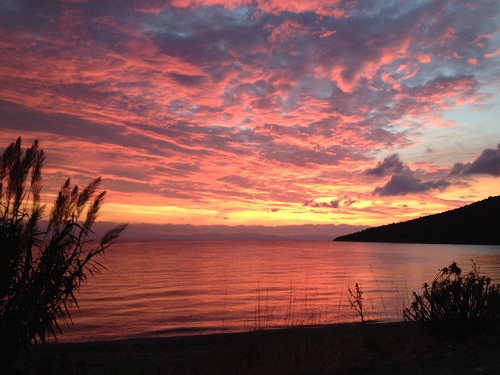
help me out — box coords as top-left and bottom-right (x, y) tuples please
(334, 196), (500, 245)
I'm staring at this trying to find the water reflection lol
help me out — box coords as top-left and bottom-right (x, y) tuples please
(60, 241), (500, 342)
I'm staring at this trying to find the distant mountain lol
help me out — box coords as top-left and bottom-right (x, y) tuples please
(92, 223), (370, 241)
(121, 232), (337, 241)
(334, 196), (500, 245)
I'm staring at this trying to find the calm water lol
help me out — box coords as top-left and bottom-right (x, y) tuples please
(59, 241), (500, 342)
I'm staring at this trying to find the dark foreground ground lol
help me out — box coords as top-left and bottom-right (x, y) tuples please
(11, 322), (500, 374)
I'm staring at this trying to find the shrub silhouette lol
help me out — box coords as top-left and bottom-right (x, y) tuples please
(0, 137), (127, 366)
(404, 261), (500, 336)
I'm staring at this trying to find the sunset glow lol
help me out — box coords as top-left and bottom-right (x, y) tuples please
(1, 1), (499, 229)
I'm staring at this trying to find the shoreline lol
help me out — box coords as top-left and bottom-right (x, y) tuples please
(15, 321), (500, 374)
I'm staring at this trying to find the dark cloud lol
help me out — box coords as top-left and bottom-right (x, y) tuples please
(373, 170), (450, 196)
(149, 5), (266, 64)
(305, 199), (340, 209)
(343, 197), (357, 206)
(369, 154), (451, 196)
(218, 175), (252, 188)
(304, 196), (357, 209)
(365, 154), (405, 177)
(264, 145), (339, 166)
(450, 144), (500, 177)
(0, 100), (122, 143)
(261, 141), (367, 167)
(168, 73), (207, 86)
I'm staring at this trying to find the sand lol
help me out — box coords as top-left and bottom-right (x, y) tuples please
(12, 322), (500, 374)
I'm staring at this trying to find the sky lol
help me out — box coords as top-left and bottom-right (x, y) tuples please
(1, 0), (499, 233)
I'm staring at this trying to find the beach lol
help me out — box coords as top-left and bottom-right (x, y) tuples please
(14, 322), (500, 374)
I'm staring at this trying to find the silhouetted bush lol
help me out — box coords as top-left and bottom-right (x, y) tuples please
(0, 137), (127, 367)
(404, 261), (500, 336)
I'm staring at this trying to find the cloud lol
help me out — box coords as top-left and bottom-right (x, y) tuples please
(218, 174), (252, 187)
(0, 1), (499, 225)
(369, 155), (451, 196)
(304, 196), (357, 209)
(373, 171), (450, 196)
(168, 73), (207, 86)
(365, 154), (405, 177)
(450, 144), (500, 177)
(305, 199), (340, 209)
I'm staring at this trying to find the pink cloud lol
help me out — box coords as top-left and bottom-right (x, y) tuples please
(418, 54), (431, 63)
(0, 0), (498, 226)
(485, 48), (500, 59)
(267, 19), (308, 44)
(169, 0), (251, 9)
(257, 0), (345, 18)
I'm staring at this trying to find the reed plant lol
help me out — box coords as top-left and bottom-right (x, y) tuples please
(404, 261), (500, 336)
(252, 286), (326, 330)
(348, 283), (365, 323)
(0, 138), (127, 368)
(252, 279), (388, 330)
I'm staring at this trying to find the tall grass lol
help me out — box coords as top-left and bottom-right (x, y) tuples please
(252, 281), (384, 330)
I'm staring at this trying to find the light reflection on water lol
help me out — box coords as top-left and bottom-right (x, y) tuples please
(59, 241), (500, 342)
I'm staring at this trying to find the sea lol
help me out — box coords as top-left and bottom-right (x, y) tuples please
(58, 240), (500, 342)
